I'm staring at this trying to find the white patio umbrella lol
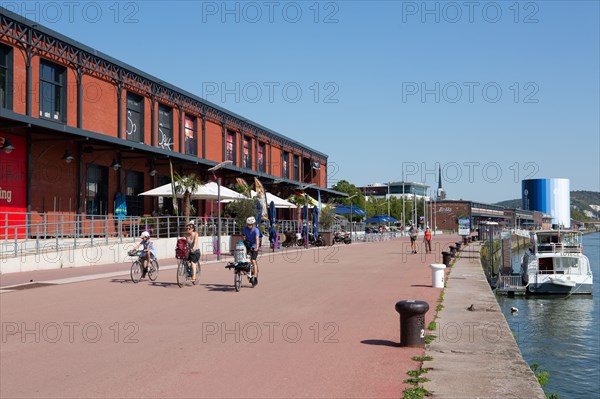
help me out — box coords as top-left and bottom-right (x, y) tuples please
(221, 190), (297, 208)
(139, 181), (246, 201)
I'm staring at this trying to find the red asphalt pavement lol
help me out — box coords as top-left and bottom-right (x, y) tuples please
(1, 235), (460, 398)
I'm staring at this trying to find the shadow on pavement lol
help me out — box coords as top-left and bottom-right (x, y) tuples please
(360, 339), (400, 347)
(201, 283), (237, 292)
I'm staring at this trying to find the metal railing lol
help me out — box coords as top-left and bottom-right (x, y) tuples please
(1, 212), (405, 258)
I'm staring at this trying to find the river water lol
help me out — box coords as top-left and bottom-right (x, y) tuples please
(496, 232), (600, 398)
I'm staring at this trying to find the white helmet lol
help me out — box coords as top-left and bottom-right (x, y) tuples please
(246, 216), (256, 225)
(141, 231), (150, 238)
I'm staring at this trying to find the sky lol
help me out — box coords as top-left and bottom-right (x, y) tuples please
(4, 0), (599, 203)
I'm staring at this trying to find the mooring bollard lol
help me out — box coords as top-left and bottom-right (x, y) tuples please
(449, 245), (457, 256)
(395, 300), (430, 347)
(430, 263), (446, 288)
(442, 251), (452, 267)
(455, 242), (462, 251)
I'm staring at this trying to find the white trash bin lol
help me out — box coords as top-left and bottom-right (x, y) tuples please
(430, 264), (446, 288)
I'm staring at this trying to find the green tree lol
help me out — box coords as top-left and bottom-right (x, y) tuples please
(174, 173), (204, 222)
(225, 198), (258, 229)
(331, 180), (366, 211)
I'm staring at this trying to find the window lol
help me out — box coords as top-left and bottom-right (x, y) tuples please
(126, 92), (144, 143)
(258, 142), (266, 173)
(85, 164), (108, 216)
(158, 105), (173, 150)
(0, 44), (13, 109)
(39, 60), (66, 122)
(184, 115), (197, 156)
(125, 171), (144, 216)
(226, 130), (236, 164)
(243, 136), (252, 169)
(293, 155), (299, 181)
(282, 151), (289, 179)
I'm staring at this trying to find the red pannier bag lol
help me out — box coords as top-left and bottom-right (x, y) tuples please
(175, 238), (189, 259)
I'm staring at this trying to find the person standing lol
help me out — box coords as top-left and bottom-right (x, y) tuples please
(424, 226), (432, 254)
(409, 224), (417, 254)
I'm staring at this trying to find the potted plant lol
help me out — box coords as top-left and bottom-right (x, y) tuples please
(225, 197), (258, 252)
(318, 207), (336, 246)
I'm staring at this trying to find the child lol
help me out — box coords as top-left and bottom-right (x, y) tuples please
(134, 231), (156, 278)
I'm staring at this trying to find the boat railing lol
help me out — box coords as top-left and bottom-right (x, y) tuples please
(536, 243), (582, 254)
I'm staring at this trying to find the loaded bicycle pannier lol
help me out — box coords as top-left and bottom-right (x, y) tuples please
(176, 238), (189, 259)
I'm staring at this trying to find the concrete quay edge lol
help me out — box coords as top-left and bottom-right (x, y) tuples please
(423, 243), (546, 399)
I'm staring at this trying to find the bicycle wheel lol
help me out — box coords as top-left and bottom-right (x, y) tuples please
(234, 271), (242, 292)
(177, 259), (187, 288)
(130, 260), (142, 283)
(148, 260), (159, 281)
(193, 263), (201, 285)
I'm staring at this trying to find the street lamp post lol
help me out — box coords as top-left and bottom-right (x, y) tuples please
(207, 160), (232, 261)
(348, 194), (357, 242)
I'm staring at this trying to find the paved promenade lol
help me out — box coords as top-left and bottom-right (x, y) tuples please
(0, 235), (542, 398)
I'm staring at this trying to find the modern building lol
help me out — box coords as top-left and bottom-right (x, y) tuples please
(359, 182), (430, 200)
(522, 178), (571, 228)
(0, 8), (341, 237)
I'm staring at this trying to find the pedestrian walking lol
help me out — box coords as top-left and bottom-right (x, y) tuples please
(424, 226), (432, 254)
(409, 224), (417, 254)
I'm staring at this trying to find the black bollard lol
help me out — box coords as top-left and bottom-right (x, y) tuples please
(442, 251), (452, 267)
(463, 236), (468, 245)
(449, 245), (457, 256)
(395, 300), (430, 347)
(455, 242), (462, 251)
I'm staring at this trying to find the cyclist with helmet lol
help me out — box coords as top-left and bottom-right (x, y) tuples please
(243, 216), (260, 285)
(133, 231), (156, 279)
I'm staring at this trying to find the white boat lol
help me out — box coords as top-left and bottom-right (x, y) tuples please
(520, 230), (593, 294)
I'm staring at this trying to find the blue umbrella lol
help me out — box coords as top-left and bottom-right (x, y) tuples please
(365, 214), (399, 224)
(301, 205), (308, 244)
(269, 201), (277, 249)
(312, 206), (319, 238)
(334, 205), (367, 216)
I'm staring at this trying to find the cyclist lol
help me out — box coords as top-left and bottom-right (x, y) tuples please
(186, 222), (200, 282)
(243, 216), (260, 285)
(133, 231), (156, 278)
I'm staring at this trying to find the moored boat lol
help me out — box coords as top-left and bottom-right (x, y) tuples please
(520, 230), (593, 294)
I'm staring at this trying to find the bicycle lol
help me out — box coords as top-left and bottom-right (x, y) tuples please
(176, 257), (201, 288)
(128, 250), (159, 283)
(225, 251), (257, 292)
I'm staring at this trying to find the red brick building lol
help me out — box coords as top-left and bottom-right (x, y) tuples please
(0, 8), (338, 236)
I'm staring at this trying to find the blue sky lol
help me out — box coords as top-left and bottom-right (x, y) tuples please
(7, 0), (599, 203)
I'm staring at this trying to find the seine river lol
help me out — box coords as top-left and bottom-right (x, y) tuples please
(496, 232), (600, 398)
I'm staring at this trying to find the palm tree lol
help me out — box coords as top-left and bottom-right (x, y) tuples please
(173, 172), (204, 222)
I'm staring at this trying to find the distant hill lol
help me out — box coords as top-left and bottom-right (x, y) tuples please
(495, 191), (600, 221)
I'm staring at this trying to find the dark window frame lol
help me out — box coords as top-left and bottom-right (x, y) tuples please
(0, 44), (13, 110)
(293, 154), (300, 181)
(158, 104), (173, 151)
(243, 136), (252, 169)
(184, 115), (197, 156)
(258, 142), (266, 173)
(39, 59), (67, 123)
(282, 151), (290, 179)
(85, 164), (109, 217)
(125, 92), (144, 143)
(125, 170), (145, 216)
(226, 130), (236, 165)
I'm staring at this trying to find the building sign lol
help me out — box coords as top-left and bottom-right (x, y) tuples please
(0, 134), (27, 238)
(438, 207), (453, 213)
(458, 218), (470, 236)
